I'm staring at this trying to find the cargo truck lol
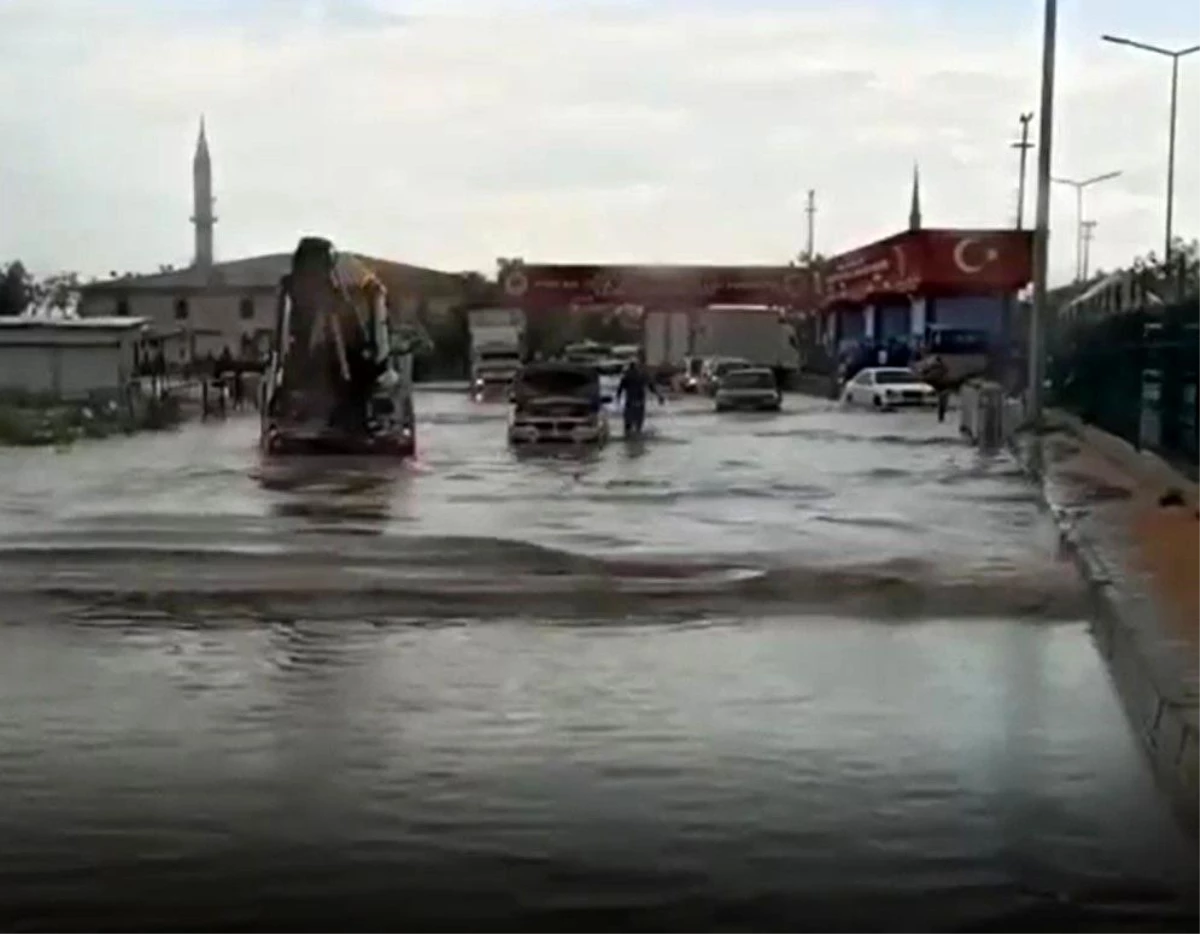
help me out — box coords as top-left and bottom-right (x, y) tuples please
(468, 307), (525, 399)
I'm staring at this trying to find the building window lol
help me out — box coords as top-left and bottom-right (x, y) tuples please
(174, 298), (189, 321)
(239, 297), (255, 320)
(116, 298), (131, 317)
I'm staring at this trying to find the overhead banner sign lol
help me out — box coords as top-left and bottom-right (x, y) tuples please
(821, 229), (1033, 307)
(499, 263), (815, 309)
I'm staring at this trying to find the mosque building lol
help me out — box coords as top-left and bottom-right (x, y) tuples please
(78, 119), (465, 366)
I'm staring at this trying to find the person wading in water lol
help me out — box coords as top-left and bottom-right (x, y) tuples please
(615, 355), (664, 438)
(924, 354), (951, 422)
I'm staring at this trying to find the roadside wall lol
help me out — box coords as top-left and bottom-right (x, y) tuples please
(1010, 412), (1198, 835)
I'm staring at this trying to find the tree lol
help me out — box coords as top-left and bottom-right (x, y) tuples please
(1131, 236), (1199, 304)
(0, 261), (34, 317)
(31, 271), (81, 312)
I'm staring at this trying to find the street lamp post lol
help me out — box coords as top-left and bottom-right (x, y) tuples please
(1027, 0), (1058, 430)
(1102, 35), (1200, 264)
(1050, 171), (1121, 281)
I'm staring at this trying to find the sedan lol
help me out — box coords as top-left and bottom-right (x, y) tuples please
(841, 367), (936, 410)
(701, 357), (753, 396)
(715, 367), (782, 412)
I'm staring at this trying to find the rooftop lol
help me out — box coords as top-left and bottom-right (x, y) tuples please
(0, 316), (147, 330)
(82, 251), (467, 298)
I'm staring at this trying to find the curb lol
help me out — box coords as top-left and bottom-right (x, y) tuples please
(1009, 428), (1198, 836)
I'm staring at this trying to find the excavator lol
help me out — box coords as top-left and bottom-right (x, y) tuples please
(260, 237), (425, 457)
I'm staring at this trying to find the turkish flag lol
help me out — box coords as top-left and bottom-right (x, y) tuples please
(919, 229), (1033, 292)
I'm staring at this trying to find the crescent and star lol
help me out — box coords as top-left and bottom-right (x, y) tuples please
(953, 237), (1000, 275)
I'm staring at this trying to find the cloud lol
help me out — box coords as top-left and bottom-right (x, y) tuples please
(0, 0), (1196, 287)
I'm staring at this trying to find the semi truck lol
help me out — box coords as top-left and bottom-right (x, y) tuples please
(643, 309), (692, 374)
(695, 306), (800, 378)
(468, 307), (525, 399)
(260, 237), (419, 457)
(643, 306), (801, 386)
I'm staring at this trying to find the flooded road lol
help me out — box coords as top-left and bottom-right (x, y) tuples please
(0, 391), (1194, 931)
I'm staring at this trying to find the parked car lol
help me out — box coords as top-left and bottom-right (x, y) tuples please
(840, 367), (936, 410)
(714, 367), (782, 412)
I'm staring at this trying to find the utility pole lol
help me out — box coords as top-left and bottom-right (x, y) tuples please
(804, 189), (816, 262)
(1027, 0), (1058, 430)
(1012, 113), (1035, 229)
(1080, 220), (1097, 281)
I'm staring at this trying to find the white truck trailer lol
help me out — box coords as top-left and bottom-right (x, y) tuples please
(467, 307), (525, 397)
(643, 309), (692, 373)
(693, 305), (800, 377)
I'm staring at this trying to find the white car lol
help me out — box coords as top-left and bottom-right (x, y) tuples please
(593, 359), (626, 413)
(841, 367), (936, 410)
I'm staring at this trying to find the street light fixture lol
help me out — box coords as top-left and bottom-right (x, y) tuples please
(1011, 112), (1035, 230)
(1051, 171), (1122, 281)
(1101, 34), (1200, 264)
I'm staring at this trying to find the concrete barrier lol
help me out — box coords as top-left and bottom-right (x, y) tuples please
(959, 380), (1008, 448)
(1009, 417), (1199, 835)
(959, 383), (980, 439)
(1002, 395), (1026, 444)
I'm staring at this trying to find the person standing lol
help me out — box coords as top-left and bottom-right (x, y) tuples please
(924, 354), (950, 422)
(232, 366), (245, 411)
(615, 356), (663, 438)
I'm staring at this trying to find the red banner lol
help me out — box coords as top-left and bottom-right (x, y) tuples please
(918, 229), (1032, 293)
(499, 263), (814, 309)
(493, 229), (1030, 314)
(820, 228), (1033, 307)
(820, 233), (920, 306)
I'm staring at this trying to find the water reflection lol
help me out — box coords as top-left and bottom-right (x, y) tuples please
(510, 443), (605, 467)
(256, 458), (409, 533)
(619, 435), (650, 459)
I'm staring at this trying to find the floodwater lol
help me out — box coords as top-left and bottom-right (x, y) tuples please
(0, 390), (1193, 932)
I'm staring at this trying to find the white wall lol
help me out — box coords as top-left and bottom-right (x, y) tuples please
(79, 288), (277, 363)
(80, 283), (451, 365)
(0, 341), (131, 398)
(0, 346), (56, 394)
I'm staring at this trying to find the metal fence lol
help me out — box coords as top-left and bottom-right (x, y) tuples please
(1050, 298), (1199, 479)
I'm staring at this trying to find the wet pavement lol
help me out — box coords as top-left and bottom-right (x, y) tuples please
(0, 390), (1194, 931)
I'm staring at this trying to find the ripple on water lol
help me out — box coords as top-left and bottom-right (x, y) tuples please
(0, 531), (1090, 625)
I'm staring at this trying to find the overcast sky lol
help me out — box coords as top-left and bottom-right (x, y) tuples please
(1, 0), (1197, 285)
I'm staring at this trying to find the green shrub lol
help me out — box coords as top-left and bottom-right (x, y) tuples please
(0, 388), (185, 448)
